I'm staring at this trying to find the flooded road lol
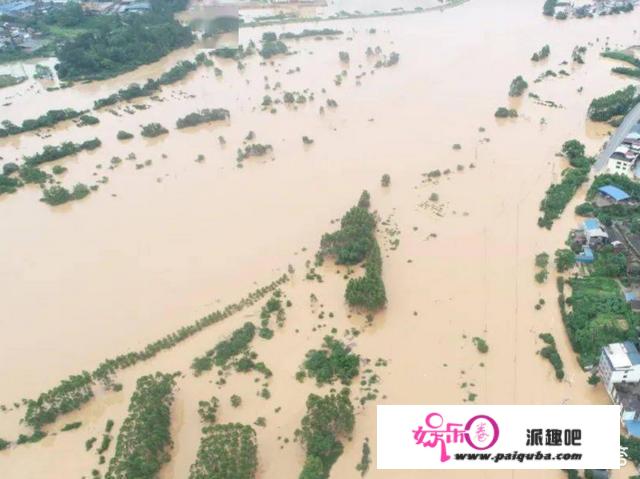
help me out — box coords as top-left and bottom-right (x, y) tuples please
(0, 0), (638, 477)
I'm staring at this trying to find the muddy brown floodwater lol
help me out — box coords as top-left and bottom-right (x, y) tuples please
(0, 0), (639, 478)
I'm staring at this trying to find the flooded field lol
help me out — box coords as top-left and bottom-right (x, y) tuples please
(0, 0), (639, 477)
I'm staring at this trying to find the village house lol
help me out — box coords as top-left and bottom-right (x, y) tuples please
(583, 217), (609, 248)
(599, 342), (640, 398)
(599, 341), (640, 437)
(606, 123), (640, 178)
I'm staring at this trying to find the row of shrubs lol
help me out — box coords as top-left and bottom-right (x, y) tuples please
(0, 109), (85, 138)
(22, 275), (288, 430)
(176, 108), (230, 129)
(94, 57), (207, 110)
(538, 333), (564, 380)
(279, 28), (343, 39)
(24, 138), (101, 166)
(538, 140), (591, 229)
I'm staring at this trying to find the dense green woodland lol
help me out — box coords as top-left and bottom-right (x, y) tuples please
(298, 389), (355, 479)
(588, 85), (639, 122)
(319, 191), (387, 311)
(302, 336), (360, 386)
(189, 424), (258, 479)
(105, 373), (176, 479)
(48, 0), (193, 80)
(538, 140), (591, 229)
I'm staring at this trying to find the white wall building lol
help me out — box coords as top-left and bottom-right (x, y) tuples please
(607, 145), (638, 176)
(599, 342), (640, 400)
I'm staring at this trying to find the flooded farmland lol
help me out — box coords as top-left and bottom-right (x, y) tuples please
(0, 0), (639, 477)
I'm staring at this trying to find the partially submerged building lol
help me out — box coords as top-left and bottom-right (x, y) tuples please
(599, 341), (640, 398)
(606, 122), (640, 178)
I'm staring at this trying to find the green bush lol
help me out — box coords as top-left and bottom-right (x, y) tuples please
(302, 336), (360, 386)
(0, 174), (21, 195)
(555, 249), (576, 272)
(192, 322), (256, 375)
(19, 165), (49, 184)
(535, 252), (550, 269)
(472, 337), (489, 353)
(176, 109), (230, 129)
(543, 0), (557, 16)
(356, 438), (371, 476)
(61, 421), (82, 432)
(141, 123), (168, 138)
(260, 40), (288, 59)
(531, 45), (550, 62)
(509, 75), (528, 97)
(535, 269), (548, 283)
(197, 397), (219, 425)
(539, 333), (564, 380)
(561, 139), (585, 160)
(117, 130), (134, 140)
(41, 185), (73, 206)
(575, 202), (594, 216)
(495, 107), (518, 118)
(72, 183), (91, 200)
(78, 114), (99, 126)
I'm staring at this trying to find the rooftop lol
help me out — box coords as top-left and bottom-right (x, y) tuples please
(615, 381), (640, 418)
(599, 185), (631, 202)
(604, 341), (640, 369)
(584, 218), (602, 231)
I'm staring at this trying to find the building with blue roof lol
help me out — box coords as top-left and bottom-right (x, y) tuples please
(582, 218), (609, 248)
(598, 185), (631, 202)
(613, 381), (640, 439)
(0, 1), (34, 14)
(583, 218), (601, 230)
(576, 246), (594, 263)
